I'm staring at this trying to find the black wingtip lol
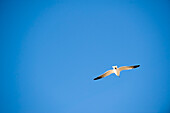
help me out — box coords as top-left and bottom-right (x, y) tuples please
(94, 77), (102, 80)
(133, 65), (140, 68)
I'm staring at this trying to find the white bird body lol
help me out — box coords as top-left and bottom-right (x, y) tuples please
(112, 66), (119, 76)
(94, 65), (140, 80)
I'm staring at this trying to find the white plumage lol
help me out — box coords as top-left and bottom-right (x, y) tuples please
(94, 65), (140, 80)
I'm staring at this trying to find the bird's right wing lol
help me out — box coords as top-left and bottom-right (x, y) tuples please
(94, 70), (114, 80)
(119, 65), (140, 71)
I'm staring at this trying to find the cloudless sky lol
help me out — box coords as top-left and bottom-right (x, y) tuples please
(1, 0), (170, 113)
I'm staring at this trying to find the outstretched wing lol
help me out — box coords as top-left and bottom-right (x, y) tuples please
(119, 65), (140, 71)
(94, 70), (114, 80)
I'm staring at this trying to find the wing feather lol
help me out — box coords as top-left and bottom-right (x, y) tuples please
(119, 65), (140, 71)
(94, 70), (114, 80)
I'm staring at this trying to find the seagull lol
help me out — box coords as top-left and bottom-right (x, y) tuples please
(94, 65), (140, 80)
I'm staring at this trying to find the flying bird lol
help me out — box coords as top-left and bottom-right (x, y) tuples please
(94, 65), (140, 80)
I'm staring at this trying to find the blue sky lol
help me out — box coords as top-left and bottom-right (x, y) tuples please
(1, 0), (170, 113)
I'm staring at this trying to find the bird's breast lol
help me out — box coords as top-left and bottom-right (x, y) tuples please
(113, 69), (117, 75)
(114, 69), (120, 76)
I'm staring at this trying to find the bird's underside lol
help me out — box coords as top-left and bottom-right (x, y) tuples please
(94, 65), (140, 80)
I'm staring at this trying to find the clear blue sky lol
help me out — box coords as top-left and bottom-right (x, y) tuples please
(1, 0), (170, 113)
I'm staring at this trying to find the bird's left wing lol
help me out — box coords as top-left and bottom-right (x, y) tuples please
(94, 70), (114, 80)
(119, 65), (140, 71)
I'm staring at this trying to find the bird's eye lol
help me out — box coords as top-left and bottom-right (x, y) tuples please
(115, 67), (117, 69)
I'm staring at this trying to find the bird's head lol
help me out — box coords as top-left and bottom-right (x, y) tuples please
(112, 66), (117, 70)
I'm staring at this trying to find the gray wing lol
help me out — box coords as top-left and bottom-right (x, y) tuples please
(118, 65), (140, 72)
(94, 70), (114, 80)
